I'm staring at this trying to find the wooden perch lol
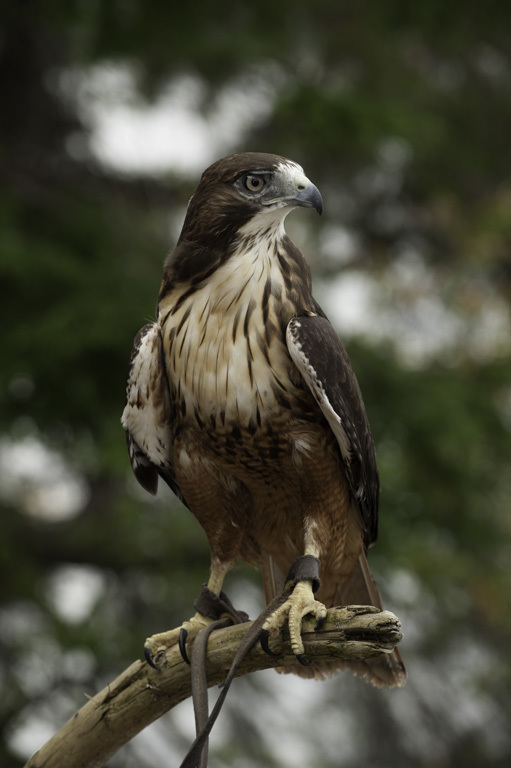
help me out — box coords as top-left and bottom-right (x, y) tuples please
(25, 605), (403, 768)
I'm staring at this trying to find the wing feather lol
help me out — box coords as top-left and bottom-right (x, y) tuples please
(286, 314), (379, 546)
(121, 323), (184, 503)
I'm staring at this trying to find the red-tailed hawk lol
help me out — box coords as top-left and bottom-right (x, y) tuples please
(122, 152), (405, 687)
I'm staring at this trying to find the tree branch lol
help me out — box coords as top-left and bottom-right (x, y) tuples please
(25, 606), (403, 768)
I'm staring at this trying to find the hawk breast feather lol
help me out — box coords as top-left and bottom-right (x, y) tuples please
(286, 315), (379, 546)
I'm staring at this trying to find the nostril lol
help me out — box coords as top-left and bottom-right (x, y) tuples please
(297, 184), (306, 190)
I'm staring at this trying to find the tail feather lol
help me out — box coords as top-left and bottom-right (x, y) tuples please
(261, 550), (406, 688)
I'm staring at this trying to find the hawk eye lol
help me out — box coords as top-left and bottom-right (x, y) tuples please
(244, 174), (266, 193)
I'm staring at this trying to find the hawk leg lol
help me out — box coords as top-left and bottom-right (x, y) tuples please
(144, 562), (247, 668)
(261, 555), (327, 666)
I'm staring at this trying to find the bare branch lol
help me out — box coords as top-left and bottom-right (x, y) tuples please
(25, 606), (403, 768)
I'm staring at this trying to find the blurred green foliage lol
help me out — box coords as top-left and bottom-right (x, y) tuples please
(1, 1), (511, 766)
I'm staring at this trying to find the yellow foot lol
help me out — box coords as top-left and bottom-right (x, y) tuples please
(144, 612), (213, 668)
(261, 580), (327, 665)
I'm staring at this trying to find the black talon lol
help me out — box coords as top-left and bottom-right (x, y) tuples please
(315, 615), (326, 631)
(144, 646), (159, 670)
(179, 628), (191, 665)
(260, 629), (280, 657)
(296, 653), (312, 667)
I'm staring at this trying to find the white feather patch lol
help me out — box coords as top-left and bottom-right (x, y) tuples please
(121, 323), (172, 470)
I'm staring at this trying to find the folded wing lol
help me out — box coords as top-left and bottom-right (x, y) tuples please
(286, 314), (379, 547)
(121, 322), (184, 504)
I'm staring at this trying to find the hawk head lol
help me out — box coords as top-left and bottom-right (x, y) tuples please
(180, 152), (322, 242)
(161, 152), (322, 290)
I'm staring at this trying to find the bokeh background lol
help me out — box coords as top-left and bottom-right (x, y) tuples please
(2, 1), (511, 766)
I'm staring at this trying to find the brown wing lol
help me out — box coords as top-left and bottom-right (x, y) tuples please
(286, 314), (379, 547)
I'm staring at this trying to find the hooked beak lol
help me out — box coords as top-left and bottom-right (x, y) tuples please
(293, 181), (323, 215)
